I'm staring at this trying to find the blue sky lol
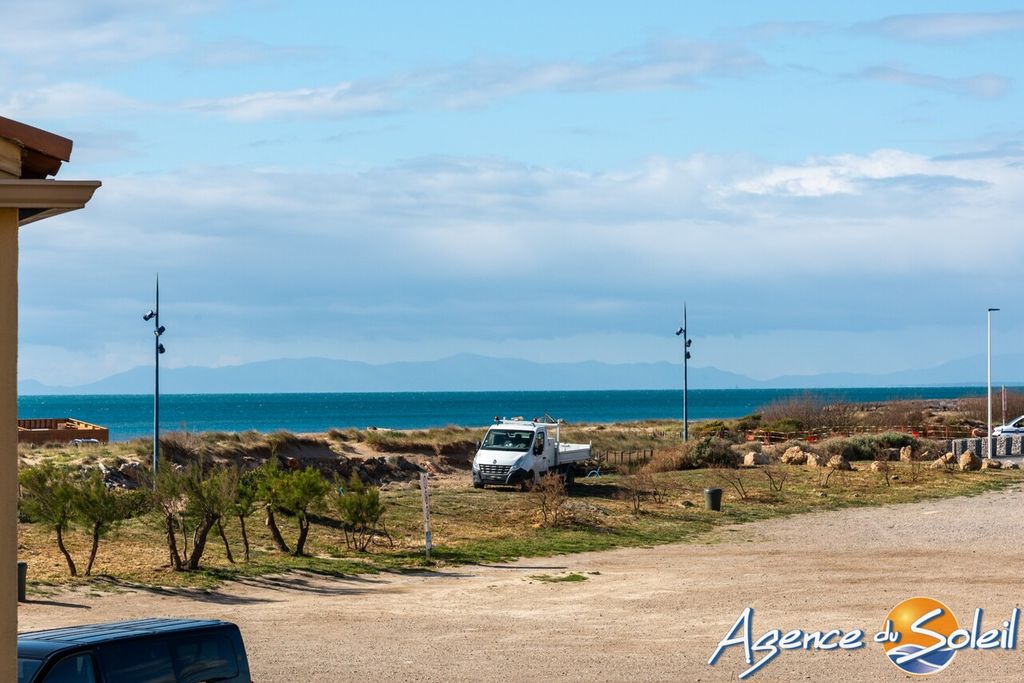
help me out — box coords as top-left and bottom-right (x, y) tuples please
(5, 1), (1024, 385)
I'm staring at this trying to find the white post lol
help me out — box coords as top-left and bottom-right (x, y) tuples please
(419, 472), (432, 562)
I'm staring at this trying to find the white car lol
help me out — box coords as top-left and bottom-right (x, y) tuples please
(993, 415), (1024, 436)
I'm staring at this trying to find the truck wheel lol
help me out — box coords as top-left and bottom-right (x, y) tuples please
(564, 467), (575, 489)
(473, 480), (484, 489)
(519, 473), (536, 492)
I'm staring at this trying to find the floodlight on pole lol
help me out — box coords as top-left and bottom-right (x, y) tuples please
(143, 276), (166, 486)
(988, 307), (999, 458)
(675, 303), (692, 442)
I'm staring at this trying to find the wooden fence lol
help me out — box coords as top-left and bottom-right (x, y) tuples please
(592, 448), (654, 468)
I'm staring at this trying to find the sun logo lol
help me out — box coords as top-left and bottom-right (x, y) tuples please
(882, 597), (958, 675)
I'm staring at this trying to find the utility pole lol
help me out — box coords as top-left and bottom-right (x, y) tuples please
(675, 303), (692, 442)
(987, 307), (999, 457)
(143, 277), (166, 485)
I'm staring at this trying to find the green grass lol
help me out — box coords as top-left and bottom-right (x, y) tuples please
(529, 572), (588, 583)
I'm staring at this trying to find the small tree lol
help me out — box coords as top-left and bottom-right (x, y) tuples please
(153, 464), (188, 571)
(277, 467), (330, 556)
(233, 469), (260, 562)
(873, 452), (893, 488)
(618, 472), (648, 515)
(533, 473), (569, 524)
(762, 464), (789, 493)
(72, 469), (137, 576)
(153, 463), (236, 571)
(711, 465), (748, 500)
(257, 460), (291, 554)
(19, 463), (79, 576)
(335, 473), (388, 552)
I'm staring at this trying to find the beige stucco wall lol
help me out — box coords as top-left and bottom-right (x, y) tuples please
(0, 207), (17, 681)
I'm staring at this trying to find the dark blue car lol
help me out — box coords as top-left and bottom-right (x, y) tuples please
(18, 618), (252, 683)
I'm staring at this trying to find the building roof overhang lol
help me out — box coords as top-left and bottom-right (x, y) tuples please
(0, 180), (102, 226)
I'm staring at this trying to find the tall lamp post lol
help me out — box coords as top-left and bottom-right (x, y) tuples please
(675, 303), (692, 442)
(143, 277), (166, 484)
(987, 307), (999, 457)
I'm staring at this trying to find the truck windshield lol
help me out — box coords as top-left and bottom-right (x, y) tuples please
(481, 429), (534, 451)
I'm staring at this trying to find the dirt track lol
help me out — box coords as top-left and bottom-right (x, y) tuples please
(19, 487), (1024, 681)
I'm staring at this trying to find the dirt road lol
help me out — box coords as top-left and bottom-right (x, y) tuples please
(19, 487), (1024, 681)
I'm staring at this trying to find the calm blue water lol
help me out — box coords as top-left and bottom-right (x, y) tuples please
(18, 387), (989, 442)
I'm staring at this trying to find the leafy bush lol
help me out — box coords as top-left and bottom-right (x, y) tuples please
(684, 437), (737, 469)
(691, 420), (732, 439)
(334, 473), (388, 552)
(873, 432), (915, 449)
(819, 437), (878, 461)
(764, 418), (803, 434)
(153, 462), (238, 572)
(735, 414), (762, 432)
(276, 467), (331, 556)
(19, 463), (79, 576)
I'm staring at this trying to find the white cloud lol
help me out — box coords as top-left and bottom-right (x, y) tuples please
(860, 11), (1024, 42)
(184, 82), (396, 121)
(182, 39), (763, 121)
(854, 65), (1009, 99)
(0, 0), (216, 67)
(17, 147), (1024, 380)
(0, 83), (146, 121)
(432, 40), (763, 108)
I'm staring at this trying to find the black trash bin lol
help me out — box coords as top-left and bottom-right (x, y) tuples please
(704, 487), (723, 511)
(17, 561), (26, 602)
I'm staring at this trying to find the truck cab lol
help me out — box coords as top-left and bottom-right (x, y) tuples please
(471, 418), (590, 489)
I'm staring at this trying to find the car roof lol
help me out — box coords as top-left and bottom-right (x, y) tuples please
(18, 618), (233, 659)
(489, 422), (540, 432)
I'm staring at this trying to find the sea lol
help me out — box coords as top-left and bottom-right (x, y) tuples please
(17, 387), (990, 442)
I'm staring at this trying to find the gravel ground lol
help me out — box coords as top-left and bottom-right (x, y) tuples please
(19, 486), (1024, 681)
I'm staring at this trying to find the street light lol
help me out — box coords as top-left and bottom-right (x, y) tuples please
(144, 276), (166, 485)
(675, 303), (692, 442)
(988, 307), (999, 458)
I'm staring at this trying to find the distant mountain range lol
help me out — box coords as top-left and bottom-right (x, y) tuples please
(16, 352), (1024, 395)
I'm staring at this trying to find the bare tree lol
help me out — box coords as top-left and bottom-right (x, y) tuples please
(533, 473), (569, 525)
(712, 466), (748, 500)
(762, 464), (789, 493)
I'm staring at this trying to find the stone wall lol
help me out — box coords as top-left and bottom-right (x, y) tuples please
(946, 436), (1023, 457)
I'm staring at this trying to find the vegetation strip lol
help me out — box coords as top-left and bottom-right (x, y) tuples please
(17, 397), (1023, 590)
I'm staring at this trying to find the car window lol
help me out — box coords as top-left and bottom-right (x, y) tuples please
(97, 639), (175, 683)
(169, 631), (238, 683)
(42, 654), (96, 683)
(18, 658), (42, 683)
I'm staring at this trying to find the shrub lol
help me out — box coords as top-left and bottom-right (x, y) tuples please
(153, 462), (238, 572)
(619, 472), (660, 514)
(764, 418), (803, 434)
(874, 432), (915, 449)
(959, 392), (1024, 423)
(533, 473), (569, 525)
(691, 420), (732, 439)
(334, 473), (388, 552)
(820, 437), (876, 462)
(685, 437), (737, 469)
(277, 468), (331, 556)
(760, 394), (858, 431)
(72, 469), (138, 575)
(735, 414), (762, 432)
(643, 447), (688, 473)
(19, 463), (79, 576)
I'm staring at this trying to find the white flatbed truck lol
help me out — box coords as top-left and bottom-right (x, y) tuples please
(471, 418), (591, 489)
